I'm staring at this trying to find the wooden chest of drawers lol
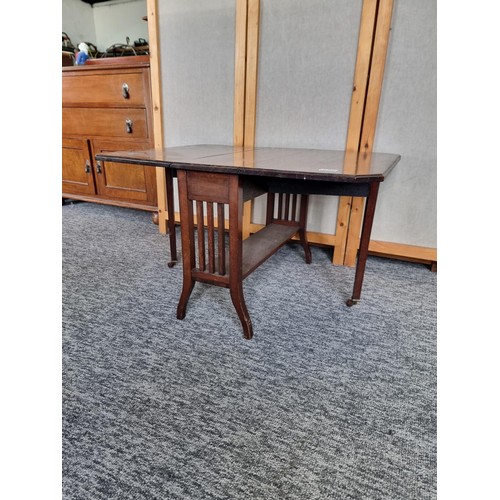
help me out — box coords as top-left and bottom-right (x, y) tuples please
(62, 56), (157, 213)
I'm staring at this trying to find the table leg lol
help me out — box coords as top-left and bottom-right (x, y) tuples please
(165, 168), (178, 268)
(176, 170), (196, 319)
(298, 194), (312, 264)
(346, 182), (380, 307)
(228, 175), (253, 339)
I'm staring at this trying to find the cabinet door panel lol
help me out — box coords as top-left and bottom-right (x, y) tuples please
(91, 140), (157, 206)
(62, 138), (96, 195)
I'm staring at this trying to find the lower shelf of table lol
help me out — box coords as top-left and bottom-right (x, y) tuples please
(189, 222), (300, 286)
(242, 222), (300, 278)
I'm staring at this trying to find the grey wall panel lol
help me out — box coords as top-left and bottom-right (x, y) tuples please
(371, 0), (437, 248)
(158, 0), (235, 147)
(252, 0), (363, 232)
(155, 1), (436, 250)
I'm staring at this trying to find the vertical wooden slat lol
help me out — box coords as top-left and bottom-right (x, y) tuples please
(196, 201), (205, 271)
(277, 194), (283, 220)
(333, 0), (379, 265)
(344, 0), (394, 267)
(146, 0), (168, 234)
(266, 193), (275, 224)
(218, 203), (226, 275)
(284, 193), (290, 220)
(291, 194), (298, 223)
(207, 202), (215, 273)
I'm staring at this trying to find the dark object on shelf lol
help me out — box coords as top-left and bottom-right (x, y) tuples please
(80, 0), (112, 5)
(62, 51), (75, 66)
(62, 32), (75, 53)
(103, 43), (149, 57)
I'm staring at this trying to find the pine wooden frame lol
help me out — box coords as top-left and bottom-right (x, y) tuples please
(340, 0), (395, 266)
(234, 0), (260, 239)
(147, 0), (168, 234)
(333, 0), (379, 265)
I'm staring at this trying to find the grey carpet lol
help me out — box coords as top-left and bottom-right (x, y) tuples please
(62, 202), (437, 500)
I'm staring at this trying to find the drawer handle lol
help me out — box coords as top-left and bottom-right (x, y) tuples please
(85, 160), (91, 173)
(125, 119), (133, 134)
(96, 160), (103, 174)
(122, 83), (130, 99)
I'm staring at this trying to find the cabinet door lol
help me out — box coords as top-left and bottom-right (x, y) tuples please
(62, 138), (96, 196)
(91, 140), (157, 206)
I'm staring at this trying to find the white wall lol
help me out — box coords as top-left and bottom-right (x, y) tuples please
(158, 0), (236, 146)
(371, 0), (437, 248)
(252, 0), (362, 232)
(62, 0), (148, 52)
(62, 0), (96, 47)
(93, 0), (148, 51)
(157, 0), (236, 214)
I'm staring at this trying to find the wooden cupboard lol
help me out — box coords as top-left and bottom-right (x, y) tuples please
(62, 56), (158, 214)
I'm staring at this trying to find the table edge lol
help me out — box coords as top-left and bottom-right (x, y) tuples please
(94, 153), (401, 183)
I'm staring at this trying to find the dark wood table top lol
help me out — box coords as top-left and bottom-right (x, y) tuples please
(96, 144), (401, 183)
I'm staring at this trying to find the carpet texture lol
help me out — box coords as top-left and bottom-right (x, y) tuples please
(62, 202), (437, 499)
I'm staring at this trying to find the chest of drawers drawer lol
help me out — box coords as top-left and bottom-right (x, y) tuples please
(62, 107), (149, 139)
(62, 70), (149, 107)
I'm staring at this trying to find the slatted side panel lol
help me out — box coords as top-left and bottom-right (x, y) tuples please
(193, 201), (228, 276)
(266, 193), (305, 224)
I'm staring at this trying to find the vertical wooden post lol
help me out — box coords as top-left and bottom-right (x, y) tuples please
(234, 0), (260, 239)
(343, 0), (395, 267)
(244, 0), (260, 149)
(234, 0), (248, 148)
(333, 0), (379, 265)
(147, 0), (168, 234)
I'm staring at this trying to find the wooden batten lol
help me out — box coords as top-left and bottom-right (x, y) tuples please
(234, 0), (260, 239)
(333, 0), (379, 265)
(345, 0), (380, 155)
(368, 240), (437, 265)
(147, 0), (168, 234)
(234, 0), (248, 148)
(243, 0), (260, 149)
(344, 0), (395, 267)
(358, 0), (395, 158)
